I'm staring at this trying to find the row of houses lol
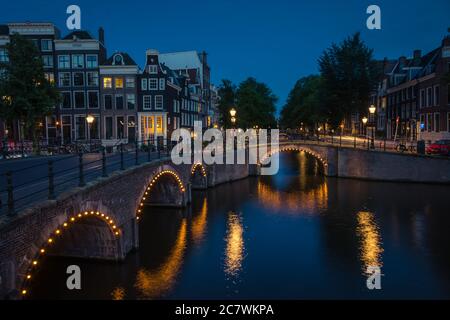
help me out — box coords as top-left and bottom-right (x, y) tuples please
(370, 33), (450, 143)
(0, 22), (220, 146)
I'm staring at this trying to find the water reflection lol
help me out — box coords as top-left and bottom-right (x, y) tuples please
(191, 197), (208, 245)
(224, 212), (245, 278)
(111, 287), (125, 300)
(135, 219), (187, 299)
(357, 211), (384, 273)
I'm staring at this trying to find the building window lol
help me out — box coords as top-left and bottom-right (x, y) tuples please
(74, 92), (85, 109)
(159, 78), (165, 90)
(126, 77), (135, 88)
(61, 92), (71, 109)
(141, 78), (148, 91)
(87, 72), (99, 86)
(435, 113), (440, 132)
(88, 115), (100, 139)
(115, 95), (124, 110)
(86, 55), (98, 68)
(75, 116), (86, 140)
(143, 95), (151, 110)
(433, 85), (440, 106)
(45, 73), (55, 84)
(41, 39), (53, 52)
(88, 91), (99, 109)
(420, 89), (425, 108)
(0, 49), (8, 62)
(104, 94), (112, 110)
(58, 55), (70, 69)
(115, 77), (124, 89)
(117, 116), (125, 139)
(149, 79), (158, 90)
(103, 77), (112, 89)
(72, 54), (84, 69)
(149, 65), (158, 74)
(73, 72), (85, 86)
(127, 94), (135, 110)
(155, 95), (163, 110)
(427, 113), (433, 132)
(105, 116), (113, 139)
(42, 55), (53, 68)
(59, 73), (71, 87)
(427, 87), (432, 107)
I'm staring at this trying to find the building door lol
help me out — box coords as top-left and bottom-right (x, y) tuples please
(62, 116), (72, 144)
(128, 116), (136, 143)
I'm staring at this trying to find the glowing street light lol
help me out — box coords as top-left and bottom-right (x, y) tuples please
(86, 115), (95, 148)
(229, 108), (237, 118)
(362, 117), (368, 125)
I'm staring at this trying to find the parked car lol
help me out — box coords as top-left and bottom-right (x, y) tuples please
(426, 140), (450, 156)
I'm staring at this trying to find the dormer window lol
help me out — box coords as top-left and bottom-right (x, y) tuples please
(149, 65), (158, 74)
(113, 54), (124, 66)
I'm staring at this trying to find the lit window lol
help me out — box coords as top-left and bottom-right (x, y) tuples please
(103, 77), (112, 89)
(115, 78), (124, 89)
(44, 73), (55, 84)
(155, 95), (163, 110)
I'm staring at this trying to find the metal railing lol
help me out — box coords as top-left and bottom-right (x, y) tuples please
(0, 139), (175, 217)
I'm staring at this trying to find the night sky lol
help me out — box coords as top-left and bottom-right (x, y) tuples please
(1, 0), (449, 113)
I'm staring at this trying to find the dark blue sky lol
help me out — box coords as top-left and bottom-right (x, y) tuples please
(1, 0), (449, 112)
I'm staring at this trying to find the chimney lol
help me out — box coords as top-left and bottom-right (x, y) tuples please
(98, 27), (105, 46)
(413, 50), (421, 59)
(146, 49), (159, 65)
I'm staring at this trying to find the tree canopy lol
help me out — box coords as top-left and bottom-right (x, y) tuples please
(0, 33), (60, 144)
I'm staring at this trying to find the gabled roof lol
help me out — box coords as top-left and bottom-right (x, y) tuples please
(63, 30), (95, 40)
(159, 51), (202, 70)
(104, 52), (137, 66)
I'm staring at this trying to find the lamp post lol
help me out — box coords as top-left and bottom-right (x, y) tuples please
(86, 115), (95, 150)
(369, 105), (376, 149)
(362, 117), (368, 148)
(230, 108), (237, 129)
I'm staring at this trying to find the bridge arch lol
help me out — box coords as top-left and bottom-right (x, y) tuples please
(136, 166), (187, 218)
(259, 145), (329, 175)
(190, 163), (208, 190)
(20, 210), (121, 298)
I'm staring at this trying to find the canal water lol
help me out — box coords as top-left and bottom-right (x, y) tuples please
(29, 152), (450, 299)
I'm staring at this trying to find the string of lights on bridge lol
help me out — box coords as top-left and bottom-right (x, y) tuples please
(21, 211), (121, 297)
(259, 147), (328, 168)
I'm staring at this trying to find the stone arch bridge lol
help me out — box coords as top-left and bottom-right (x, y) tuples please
(1, 141), (450, 298)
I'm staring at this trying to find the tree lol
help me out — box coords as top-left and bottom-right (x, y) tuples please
(235, 77), (277, 129)
(280, 75), (325, 129)
(0, 34), (60, 150)
(217, 79), (236, 127)
(318, 32), (381, 128)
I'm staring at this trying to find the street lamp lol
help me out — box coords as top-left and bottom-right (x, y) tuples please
(86, 115), (95, 148)
(229, 108), (237, 128)
(369, 105), (376, 149)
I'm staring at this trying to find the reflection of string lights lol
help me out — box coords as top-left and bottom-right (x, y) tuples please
(135, 220), (187, 298)
(191, 198), (208, 245)
(136, 170), (185, 220)
(225, 212), (245, 277)
(257, 180), (328, 214)
(260, 147), (328, 169)
(357, 211), (384, 273)
(21, 211), (121, 297)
